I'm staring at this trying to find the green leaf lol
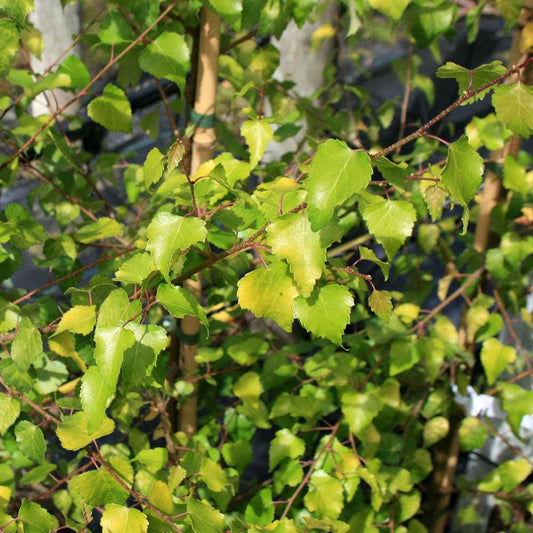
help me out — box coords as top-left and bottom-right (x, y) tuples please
(56, 412), (115, 451)
(459, 417), (487, 452)
(493, 82), (533, 138)
(368, 290), (393, 321)
(237, 262), (298, 332)
(395, 490), (421, 523)
(207, 0), (243, 28)
(241, 120), (273, 169)
(57, 55), (90, 89)
(369, 0), (410, 21)
(135, 448), (168, 473)
(140, 106), (160, 141)
(187, 497), (225, 533)
(75, 217), (123, 244)
(101, 504), (148, 533)
(156, 283), (209, 329)
(304, 471), (344, 518)
(139, 32), (190, 91)
(245, 487), (274, 526)
(54, 305), (96, 336)
(80, 366), (113, 433)
(305, 140), (372, 229)
(97, 288), (141, 328)
(496, 0), (523, 30)
(18, 500), (58, 533)
(15, 421), (45, 463)
(423, 416), (449, 446)
(122, 323), (168, 391)
(94, 326), (136, 389)
(146, 212), (207, 282)
(70, 463), (130, 507)
(294, 284), (354, 344)
(373, 157), (408, 191)
(499, 383), (533, 435)
(359, 246), (390, 281)
(362, 199), (416, 260)
(0, 0), (34, 25)
(6, 203), (46, 247)
(221, 440), (253, 474)
(408, 2), (457, 48)
(342, 389), (382, 434)
(503, 154), (530, 195)
(199, 456), (230, 492)
(389, 339), (419, 376)
(115, 253), (153, 284)
(480, 338), (516, 386)
(12, 317), (42, 370)
(436, 61), (506, 102)
(267, 213), (325, 296)
(143, 147), (165, 187)
(498, 458), (532, 492)
(0, 392), (20, 435)
(269, 429), (306, 471)
(234, 371), (263, 405)
(0, 20), (19, 74)
(441, 136), (483, 206)
(99, 11), (135, 44)
(88, 83), (132, 133)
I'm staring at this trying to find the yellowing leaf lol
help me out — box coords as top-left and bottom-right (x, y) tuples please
(241, 119), (273, 169)
(493, 82), (533, 138)
(480, 338), (517, 385)
(233, 371), (263, 405)
(101, 504), (148, 533)
(267, 213), (325, 296)
(237, 262), (298, 331)
(368, 290), (393, 321)
(0, 393), (20, 435)
(56, 412), (114, 451)
(369, 0), (410, 21)
(54, 305), (96, 336)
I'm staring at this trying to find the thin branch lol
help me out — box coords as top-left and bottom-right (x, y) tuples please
(92, 451), (184, 532)
(0, 1), (180, 171)
(409, 268), (483, 334)
(0, 377), (61, 425)
(371, 55), (533, 160)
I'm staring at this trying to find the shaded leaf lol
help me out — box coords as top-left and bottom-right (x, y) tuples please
(88, 84), (132, 133)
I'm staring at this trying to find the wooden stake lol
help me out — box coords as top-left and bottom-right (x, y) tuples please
(178, 8), (221, 440)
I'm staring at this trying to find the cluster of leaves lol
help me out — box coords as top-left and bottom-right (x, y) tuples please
(0, 0), (532, 532)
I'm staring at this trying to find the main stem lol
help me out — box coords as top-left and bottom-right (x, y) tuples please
(178, 8), (221, 441)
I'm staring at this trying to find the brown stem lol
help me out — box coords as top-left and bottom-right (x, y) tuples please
(280, 419), (342, 519)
